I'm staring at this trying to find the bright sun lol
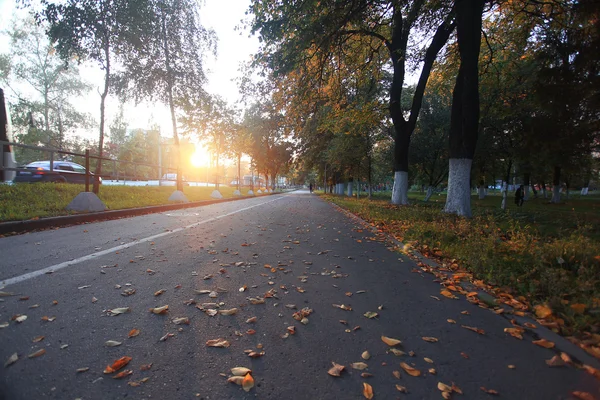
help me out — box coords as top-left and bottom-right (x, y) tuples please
(190, 145), (209, 167)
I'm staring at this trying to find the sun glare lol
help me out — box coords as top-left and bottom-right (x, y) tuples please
(190, 145), (209, 167)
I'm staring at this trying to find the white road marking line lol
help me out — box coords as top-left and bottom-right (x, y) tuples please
(2, 196), (285, 287)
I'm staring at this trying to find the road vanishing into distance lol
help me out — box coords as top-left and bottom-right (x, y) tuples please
(0, 190), (598, 399)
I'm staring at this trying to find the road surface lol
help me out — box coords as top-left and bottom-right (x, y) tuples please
(0, 190), (597, 399)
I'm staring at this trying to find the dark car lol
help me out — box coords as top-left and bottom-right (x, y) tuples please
(13, 161), (101, 184)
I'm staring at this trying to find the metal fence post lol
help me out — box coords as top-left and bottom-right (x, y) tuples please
(85, 149), (90, 192)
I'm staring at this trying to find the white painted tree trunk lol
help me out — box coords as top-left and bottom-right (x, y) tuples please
(500, 182), (507, 210)
(478, 186), (485, 200)
(551, 186), (561, 203)
(581, 187), (589, 195)
(444, 159), (473, 217)
(391, 171), (409, 205)
(523, 185), (530, 201)
(347, 182), (353, 197)
(424, 186), (434, 202)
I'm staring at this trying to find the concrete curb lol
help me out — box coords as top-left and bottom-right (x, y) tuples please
(0, 193), (273, 236)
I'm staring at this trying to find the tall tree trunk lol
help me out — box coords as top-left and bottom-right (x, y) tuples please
(501, 160), (511, 210)
(443, 0), (484, 217)
(237, 154), (241, 192)
(551, 165), (561, 203)
(93, 40), (110, 194)
(424, 186), (434, 202)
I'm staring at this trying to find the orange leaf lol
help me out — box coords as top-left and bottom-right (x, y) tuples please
(104, 356), (132, 374)
(362, 382), (374, 399)
(572, 391), (596, 400)
(140, 363), (152, 371)
(480, 387), (499, 395)
(113, 369), (133, 379)
(396, 384), (407, 393)
(422, 336), (439, 343)
(583, 364), (600, 381)
(242, 373), (254, 392)
(440, 290), (456, 299)
(534, 304), (552, 319)
(570, 304), (586, 314)
(328, 362), (345, 377)
(400, 362), (421, 377)
(461, 325), (485, 335)
(533, 339), (555, 349)
(381, 336), (402, 346)
(206, 338), (230, 348)
(128, 329), (140, 338)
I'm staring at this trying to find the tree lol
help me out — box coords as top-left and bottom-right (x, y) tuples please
(115, 0), (216, 192)
(250, 0), (456, 205)
(442, 0), (485, 217)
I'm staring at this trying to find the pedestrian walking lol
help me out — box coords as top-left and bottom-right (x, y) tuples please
(515, 185), (524, 206)
(309, 183), (313, 193)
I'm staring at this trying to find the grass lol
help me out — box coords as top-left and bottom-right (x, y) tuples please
(324, 190), (600, 336)
(0, 183), (259, 222)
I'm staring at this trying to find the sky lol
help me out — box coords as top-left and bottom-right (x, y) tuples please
(0, 0), (260, 139)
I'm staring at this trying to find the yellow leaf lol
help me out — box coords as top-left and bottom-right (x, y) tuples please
(328, 362), (345, 377)
(424, 357), (434, 364)
(447, 319), (456, 324)
(534, 304), (552, 319)
(242, 373), (254, 392)
(381, 335), (402, 346)
(422, 336), (439, 343)
(149, 305), (169, 314)
(206, 338), (230, 348)
(351, 362), (368, 370)
(395, 384), (407, 393)
(533, 339), (555, 349)
(438, 382), (452, 392)
(227, 376), (244, 385)
(218, 308), (238, 316)
(361, 351), (371, 360)
(392, 370), (401, 379)
(362, 382), (374, 399)
(231, 367), (251, 376)
(400, 362), (421, 377)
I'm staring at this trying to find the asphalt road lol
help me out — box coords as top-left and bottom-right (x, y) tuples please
(0, 190), (598, 400)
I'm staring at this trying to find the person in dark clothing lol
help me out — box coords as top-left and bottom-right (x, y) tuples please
(309, 183), (313, 193)
(515, 185), (524, 206)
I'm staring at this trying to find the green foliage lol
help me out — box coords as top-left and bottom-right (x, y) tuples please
(326, 192), (600, 334)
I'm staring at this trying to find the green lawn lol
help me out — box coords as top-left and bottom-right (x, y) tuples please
(324, 190), (600, 336)
(0, 183), (260, 222)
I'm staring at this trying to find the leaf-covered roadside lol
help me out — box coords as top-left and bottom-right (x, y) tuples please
(325, 195), (600, 339)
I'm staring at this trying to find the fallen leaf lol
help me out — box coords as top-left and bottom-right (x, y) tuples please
(231, 367), (252, 376)
(218, 308), (238, 316)
(480, 387), (499, 395)
(149, 305), (169, 315)
(362, 382), (374, 399)
(429, 368), (437, 375)
(396, 384), (407, 393)
(154, 289), (166, 296)
(32, 336), (44, 343)
(572, 391), (596, 400)
(388, 348), (406, 356)
(0, 322), (8, 328)
(583, 364), (600, 380)
(461, 325), (485, 335)
(104, 356), (132, 374)
(422, 336), (439, 343)
(228, 376), (244, 385)
(128, 329), (140, 338)
(571, 303), (587, 314)
(364, 311), (378, 319)
(113, 370), (133, 379)
(508, 364), (516, 369)
(534, 304), (552, 319)
(287, 326), (296, 335)
(333, 304), (352, 311)
(440, 290), (457, 299)
(15, 315), (27, 323)
(194, 289), (211, 294)
(0, 291), (15, 297)
(140, 363), (152, 371)
(447, 319), (456, 324)
(460, 352), (469, 359)
(247, 351), (265, 358)
(504, 327), (524, 339)
(328, 362), (345, 377)
(27, 349), (46, 358)
(381, 336), (402, 346)
(560, 352), (573, 365)
(246, 329), (256, 335)
(105, 340), (122, 347)
(523, 322), (537, 329)
(159, 333), (175, 342)
(121, 288), (136, 296)
(76, 367), (89, 373)
(438, 382), (452, 392)
(352, 362), (368, 370)
(248, 297), (265, 304)
(206, 338), (230, 348)
(108, 307), (130, 316)
(393, 370), (401, 379)
(172, 317), (190, 325)
(546, 355), (565, 367)
(4, 353), (18, 367)
(533, 339), (555, 349)
(400, 362), (421, 377)
(242, 373), (254, 392)
(424, 357), (434, 364)
(362, 351), (371, 360)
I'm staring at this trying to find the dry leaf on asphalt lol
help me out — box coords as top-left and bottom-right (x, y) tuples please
(108, 307), (130, 316)
(104, 356), (132, 374)
(159, 333), (175, 342)
(4, 353), (18, 367)
(400, 362), (421, 377)
(396, 384), (407, 393)
(333, 304), (352, 311)
(381, 336), (402, 346)
(533, 339), (555, 349)
(388, 348), (406, 356)
(228, 376), (244, 385)
(364, 311), (378, 319)
(76, 367), (89, 373)
(219, 308), (238, 316)
(352, 362), (368, 370)
(149, 305), (169, 315)
(504, 327), (524, 339)
(231, 367), (252, 376)
(15, 315), (27, 323)
(583, 364), (600, 380)
(424, 357), (434, 364)
(328, 362), (345, 377)
(32, 336), (44, 343)
(242, 373), (254, 392)
(128, 329), (140, 338)
(206, 338), (230, 348)
(393, 370), (401, 379)
(447, 319), (456, 324)
(422, 337), (439, 343)
(27, 349), (46, 358)
(572, 391), (596, 400)
(172, 317), (190, 325)
(546, 355), (565, 367)
(105, 340), (122, 347)
(362, 351), (371, 360)
(534, 304), (552, 319)
(112, 370), (133, 379)
(140, 363), (152, 371)
(462, 325), (485, 335)
(480, 387), (499, 395)
(154, 289), (166, 296)
(362, 382), (374, 399)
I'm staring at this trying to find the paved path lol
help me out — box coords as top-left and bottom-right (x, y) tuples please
(0, 190), (597, 399)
